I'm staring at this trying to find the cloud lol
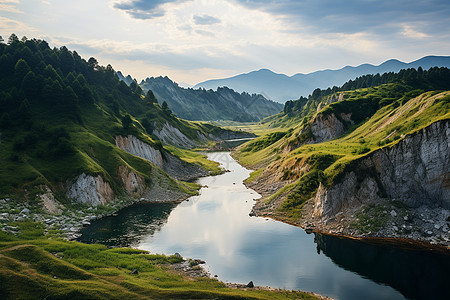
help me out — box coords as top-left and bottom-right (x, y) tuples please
(0, 0), (22, 13)
(112, 0), (191, 19)
(0, 4), (21, 13)
(233, 0), (450, 36)
(0, 16), (36, 34)
(193, 14), (221, 25)
(401, 24), (429, 39)
(194, 29), (215, 37)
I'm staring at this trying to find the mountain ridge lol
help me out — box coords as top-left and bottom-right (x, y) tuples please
(195, 55), (450, 102)
(139, 75), (283, 122)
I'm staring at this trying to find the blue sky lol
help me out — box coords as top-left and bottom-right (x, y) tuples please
(1, 0), (449, 85)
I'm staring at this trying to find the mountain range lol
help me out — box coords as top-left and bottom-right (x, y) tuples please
(194, 55), (450, 103)
(139, 76), (283, 122)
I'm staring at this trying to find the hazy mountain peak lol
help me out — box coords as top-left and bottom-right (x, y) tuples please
(195, 56), (450, 103)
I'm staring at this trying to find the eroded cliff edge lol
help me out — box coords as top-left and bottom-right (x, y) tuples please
(249, 119), (450, 247)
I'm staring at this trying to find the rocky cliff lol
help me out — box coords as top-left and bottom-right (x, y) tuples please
(313, 119), (449, 218)
(115, 135), (208, 181)
(153, 122), (197, 149)
(287, 112), (352, 152)
(118, 165), (146, 197)
(66, 173), (114, 206)
(306, 119), (450, 244)
(309, 113), (347, 144)
(116, 135), (164, 168)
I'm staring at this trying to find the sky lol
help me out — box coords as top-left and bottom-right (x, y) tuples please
(1, 0), (449, 85)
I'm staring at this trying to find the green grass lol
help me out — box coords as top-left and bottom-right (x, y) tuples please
(0, 223), (321, 300)
(244, 168), (264, 184)
(234, 88), (450, 221)
(0, 97), (216, 203)
(164, 145), (222, 175)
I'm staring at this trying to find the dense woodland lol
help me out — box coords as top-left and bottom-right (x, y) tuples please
(0, 35), (237, 196)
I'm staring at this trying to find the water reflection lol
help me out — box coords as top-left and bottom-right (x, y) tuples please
(78, 202), (175, 247)
(78, 152), (449, 300)
(314, 233), (450, 300)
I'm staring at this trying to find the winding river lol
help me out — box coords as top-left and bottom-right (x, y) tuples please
(79, 152), (450, 300)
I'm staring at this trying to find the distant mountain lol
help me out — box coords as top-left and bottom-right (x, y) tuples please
(140, 76), (283, 122)
(117, 71), (134, 85)
(194, 56), (450, 103)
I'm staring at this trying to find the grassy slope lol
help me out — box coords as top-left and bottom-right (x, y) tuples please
(0, 224), (319, 300)
(0, 100), (208, 203)
(235, 87), (450, 221)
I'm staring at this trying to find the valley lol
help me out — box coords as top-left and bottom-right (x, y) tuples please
(0, 36), (449, 300)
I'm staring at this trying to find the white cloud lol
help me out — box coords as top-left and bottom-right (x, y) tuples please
(3, 0), (449, 85)
(0, 4), (21, 13)
(401, 24), (429, 39)
(0, 16), (36, 34)
(0, 0), (22, 13)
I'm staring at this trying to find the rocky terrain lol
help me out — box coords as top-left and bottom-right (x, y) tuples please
(247, 119), (450, 249)
(0, 169), (192, 241)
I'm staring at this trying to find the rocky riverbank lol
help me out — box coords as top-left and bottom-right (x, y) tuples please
(246, 179), (450, 251)
(0, 180), (193, 241)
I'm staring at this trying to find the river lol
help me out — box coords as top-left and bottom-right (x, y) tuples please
(79, 152), (450, 300)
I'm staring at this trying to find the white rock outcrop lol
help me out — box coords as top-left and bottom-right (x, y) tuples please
(116, 135), (164, 168)
(154, 122), (196, 149)
(313, 120), (450, 218)
(67, 173), (114, 206)
(115, 135), (208, 181)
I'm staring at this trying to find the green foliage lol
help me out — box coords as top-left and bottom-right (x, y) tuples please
(275, 67), (450, 128)
(144, 89), (157, 104)
(121, 114), (132, 129)
(282, 170), (322, 210)
(0, 225), (320, 300)
(140, 77), (283, 122)
(236, 81), (449, 221)
(242, 131), (287, 152)
(0, 36), (244, 200)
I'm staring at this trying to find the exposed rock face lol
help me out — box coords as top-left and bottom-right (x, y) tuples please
(116, 135), (164, 168)
(115, 135), (208, 181)
(287, 112), (352, 152)
(118, 166), (146, 197)
(310, 113), (346, 144)
(163, 151), (209, 181)
(39, 186), (64, 214)
(313, 120), (450, 219)
(154, 122), (197, 149)
(67, 173), (114, 206)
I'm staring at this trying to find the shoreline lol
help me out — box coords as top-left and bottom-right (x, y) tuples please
(232, 151), (450, 254)
(255, 213), (450, 254)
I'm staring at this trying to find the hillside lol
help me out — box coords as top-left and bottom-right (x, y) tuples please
(0, 37), (252, 218)
(0, 224), (319, 299)
(233, 68), (450, 247)
(195, 56), (450, 102)
(140, 76), (283, 122)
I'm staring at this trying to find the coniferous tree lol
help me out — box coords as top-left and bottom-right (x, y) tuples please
(144, 90), (157, 104)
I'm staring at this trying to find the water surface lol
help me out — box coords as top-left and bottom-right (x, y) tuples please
(79, 152), (450, 300)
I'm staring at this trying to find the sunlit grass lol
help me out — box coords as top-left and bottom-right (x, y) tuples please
(0, 223), (321, 300)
